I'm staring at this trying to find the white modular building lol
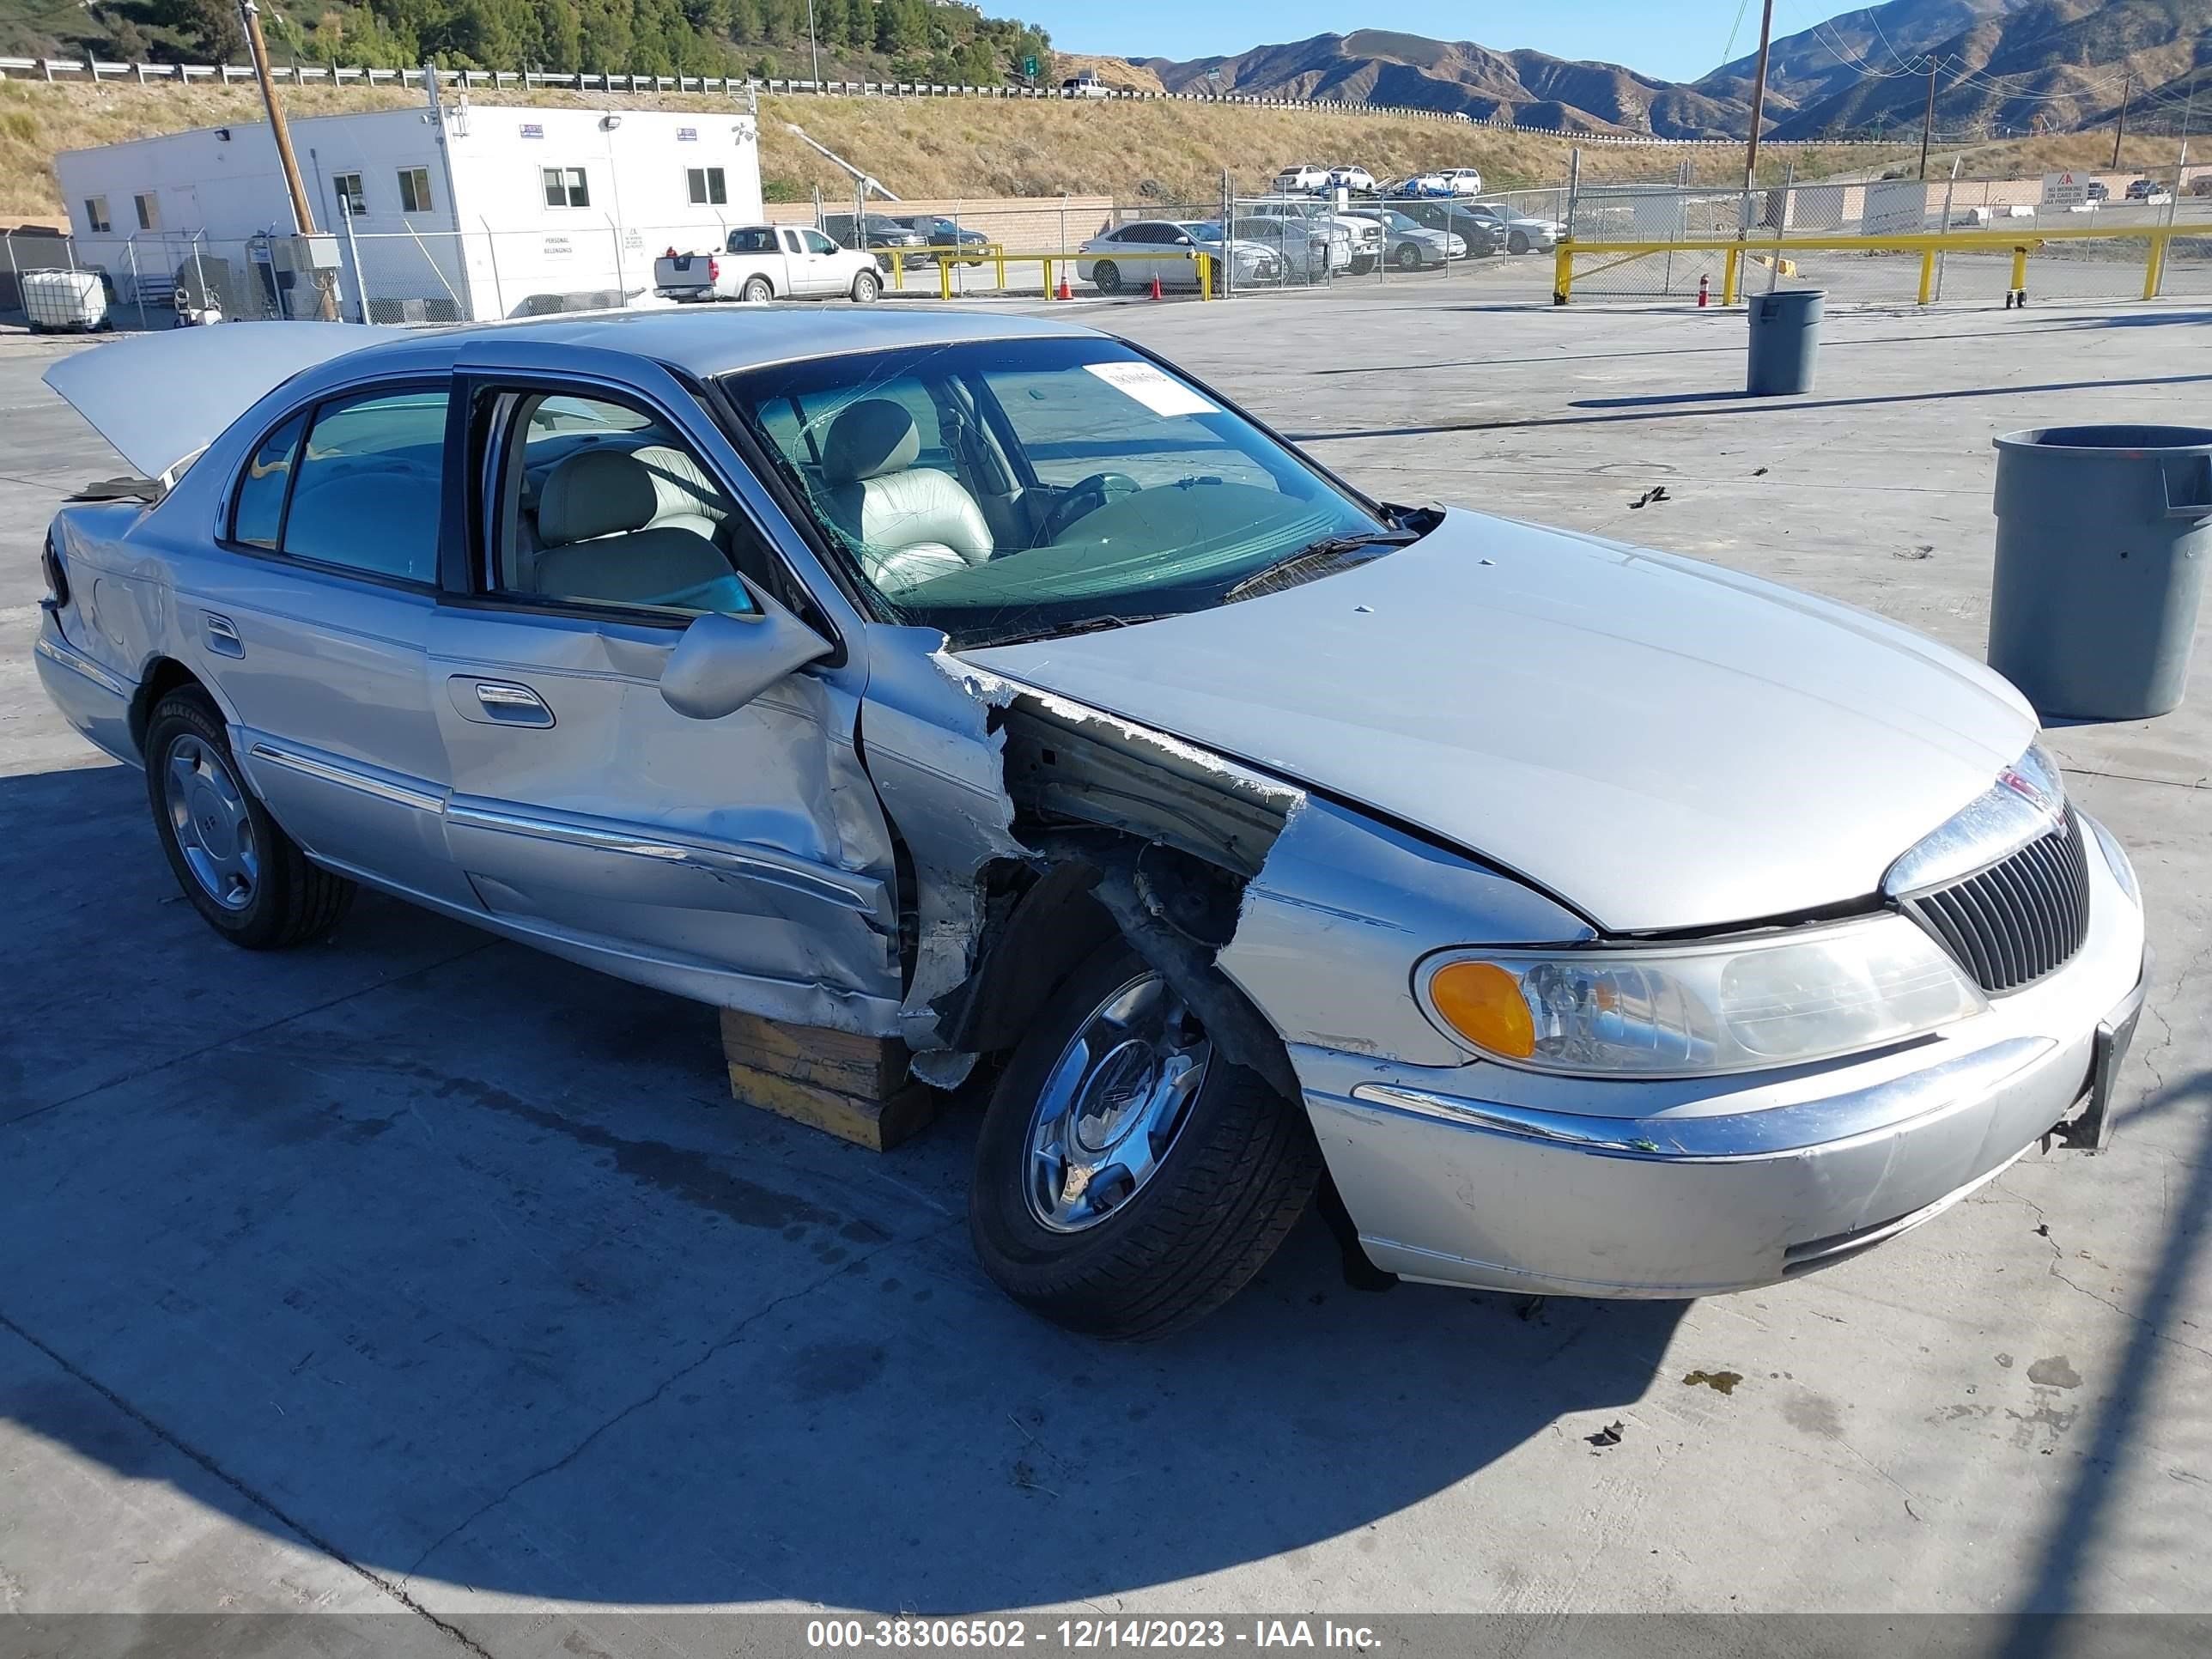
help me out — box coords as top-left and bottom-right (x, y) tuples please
(54, 97), (763, 323)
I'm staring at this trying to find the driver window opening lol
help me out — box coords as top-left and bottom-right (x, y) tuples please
(489, 391), (765, 620)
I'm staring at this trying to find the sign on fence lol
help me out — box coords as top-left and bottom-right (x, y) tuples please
(2043, 172), (2094, 210)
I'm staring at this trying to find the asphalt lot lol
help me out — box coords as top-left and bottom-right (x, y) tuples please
(2, 290), (2209, 1648)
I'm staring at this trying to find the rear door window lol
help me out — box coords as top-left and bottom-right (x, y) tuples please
(279, 387), (448, 583)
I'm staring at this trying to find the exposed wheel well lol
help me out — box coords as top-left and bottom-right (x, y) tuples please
(129, 657), (207, 757)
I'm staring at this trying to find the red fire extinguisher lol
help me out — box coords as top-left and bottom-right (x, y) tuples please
(1698, 274), (1711, 307)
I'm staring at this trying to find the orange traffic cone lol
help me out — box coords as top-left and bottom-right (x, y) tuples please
(1149, 273), (1164, 301)
(1055, 271), (1072, 301)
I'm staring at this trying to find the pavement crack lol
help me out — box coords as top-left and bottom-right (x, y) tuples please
(0, 1308), (491, 1657)
(399, 1221), (954, 1587)
(2046, 1264), (2212, 1365)
(0, 941), (496, 1131)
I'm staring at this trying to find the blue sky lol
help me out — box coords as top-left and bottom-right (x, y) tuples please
(1030, 1), (1843, 85)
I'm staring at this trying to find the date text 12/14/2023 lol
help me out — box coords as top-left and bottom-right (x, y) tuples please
(804, 1618), (1382, 1650)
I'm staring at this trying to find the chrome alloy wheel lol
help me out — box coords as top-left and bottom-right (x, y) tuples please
(164, 734), (259, 910)
(1024, 972), (1212, 1233)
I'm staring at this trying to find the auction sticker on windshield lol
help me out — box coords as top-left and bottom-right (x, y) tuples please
(1083, 361), (1218, 417)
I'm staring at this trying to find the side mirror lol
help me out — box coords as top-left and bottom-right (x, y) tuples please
(659, 589), (831, 720)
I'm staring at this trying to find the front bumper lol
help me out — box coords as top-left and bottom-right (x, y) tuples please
(1293, 814), (2148, 1298)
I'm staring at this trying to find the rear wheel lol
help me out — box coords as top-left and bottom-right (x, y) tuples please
(145, 689), (355, 950)
(739, 275), (774, 302)
(969, 937), (1321, 1340)
(850, 270), (881, 303)
(1092, 259), (1122, 295)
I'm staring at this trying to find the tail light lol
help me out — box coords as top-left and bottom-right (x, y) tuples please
(41, 534), (69, 608)
(708, 257), (720, 283)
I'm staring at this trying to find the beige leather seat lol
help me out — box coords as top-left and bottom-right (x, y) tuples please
(533, 448), (748, 613)
(819, 399), (993, 595)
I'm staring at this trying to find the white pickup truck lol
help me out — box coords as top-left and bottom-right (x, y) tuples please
(653, 224), (884, 303)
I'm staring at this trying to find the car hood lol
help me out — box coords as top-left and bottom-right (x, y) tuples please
(44, 321), (407, 481)
(963, 511), (2036, 934)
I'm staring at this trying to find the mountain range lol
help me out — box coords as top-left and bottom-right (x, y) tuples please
(1138, 1), (2212, 141)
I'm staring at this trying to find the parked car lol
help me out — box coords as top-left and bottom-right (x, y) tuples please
(823, 212), (927, 270)
(1328, 165), (1376, 193)
(1384, 172), (1454, 198)
(2192, 175), (2212, 197)
(2124, 179), (2174, 205)
(1342, 207), (1461, 269)
(39, 312), (2148, 1340)
(1273, 163), (1332, 194)
(653, 224), (882, 303)
(1443, 167), (1484, 196)
(1061, 70), (1112, 98)
(1382, 198), (1504, 258)
(1247, 198), (1383, 273)
(2085, 180), (2111, 202)
(1074, 220), (1278, 293)
(1226, 215), (1353, 280)
(899, 214), (992, 266)
(1460, 201), (1564, 253)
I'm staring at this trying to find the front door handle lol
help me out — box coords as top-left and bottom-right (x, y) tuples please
(447, 676), (555, 727)
(204, 612), (243, 658)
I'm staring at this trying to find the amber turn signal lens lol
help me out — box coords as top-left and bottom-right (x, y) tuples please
(1428, 960), (1536, 1060)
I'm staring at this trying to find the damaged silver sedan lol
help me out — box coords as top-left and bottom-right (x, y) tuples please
(36, 311), (2148, 1339)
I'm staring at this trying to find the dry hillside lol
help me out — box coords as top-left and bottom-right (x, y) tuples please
(0, 76), (2185, 222)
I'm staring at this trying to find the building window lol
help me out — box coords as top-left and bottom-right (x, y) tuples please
(82, 197), (111, 233)
(686, 167), (727, 206)
(332, 173), (365, 217)
(541, 167), (590, 209)
(397, 167), (433, 214)
(134, 192), (160, 231)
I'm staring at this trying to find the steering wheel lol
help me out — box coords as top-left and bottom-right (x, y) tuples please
(1040, 472), (1142, 542)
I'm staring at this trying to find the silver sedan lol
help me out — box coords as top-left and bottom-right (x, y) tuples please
(1073, 220), (1278, 293)
(36, 310), (2146, 1340)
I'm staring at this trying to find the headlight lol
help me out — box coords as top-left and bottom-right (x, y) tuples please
(1419, 915), (1986, 1077)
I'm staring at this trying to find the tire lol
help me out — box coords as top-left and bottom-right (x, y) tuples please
(1509, 230), (1531, 255)
(144, 689), (355, 951)
(1395, 241), (1421, 270)
(1350, 255), (1376, 276)
(739, 276), (774, 303)
(1092, 259), (1122, 295)
(969, 936), (1322, 1340)
(850, 270), (880, 303)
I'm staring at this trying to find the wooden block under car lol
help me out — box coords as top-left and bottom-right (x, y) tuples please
(718, 1008), (910, 1096)
(718, 1011), (934, 1152)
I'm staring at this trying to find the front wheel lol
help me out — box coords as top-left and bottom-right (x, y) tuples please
(1350, 255), (1376, 275)
(1509, 230), (1531, 255)
(969, 937), (1321, 1340)
(1395, 241), (1422, 270)
(739, 275), (774, 303)
(851, 270), (881, 303)
(1091, 259), (1122, 295)
(145, 689), (356, 950)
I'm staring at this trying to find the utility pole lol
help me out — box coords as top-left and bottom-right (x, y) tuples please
(237, 0), (337, 319)
(805, 0), (821, 87)
(2112, 71), (2133, 170)
(1741, 0), (1776, 191)
(1918, 58), (1938, 180)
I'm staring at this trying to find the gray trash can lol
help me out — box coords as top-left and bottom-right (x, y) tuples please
(1746, 289), (1823, 396)
(1988, 425), (2212, 720)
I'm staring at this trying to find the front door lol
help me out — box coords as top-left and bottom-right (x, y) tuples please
(424, 346), (903, 1023)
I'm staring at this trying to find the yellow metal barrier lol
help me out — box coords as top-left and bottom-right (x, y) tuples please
(880, 244), (1220, 300)
(1553, 224), (2193, 308)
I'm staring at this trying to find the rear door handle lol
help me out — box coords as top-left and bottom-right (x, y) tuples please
(204, 613), (243, 657)
(449, 677), (554, 727)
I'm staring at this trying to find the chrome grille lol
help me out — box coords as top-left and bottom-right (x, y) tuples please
(1903, 809), (2090, 994)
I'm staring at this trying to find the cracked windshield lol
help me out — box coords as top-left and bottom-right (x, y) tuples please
(722, 337), (1416, 647)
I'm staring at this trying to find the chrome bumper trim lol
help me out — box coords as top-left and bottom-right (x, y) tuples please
(1348, 1035), (2054, 1162)
(33, 632), (132, 700)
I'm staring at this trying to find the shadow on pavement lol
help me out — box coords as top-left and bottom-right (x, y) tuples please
(0, 760), (1683, 1611)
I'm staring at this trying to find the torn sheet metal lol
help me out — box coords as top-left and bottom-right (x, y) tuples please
(854, 629), (1029, 1081)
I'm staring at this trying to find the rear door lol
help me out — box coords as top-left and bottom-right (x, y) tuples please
(194, 376), (474, 905)
(422, 339), (902, 1019)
